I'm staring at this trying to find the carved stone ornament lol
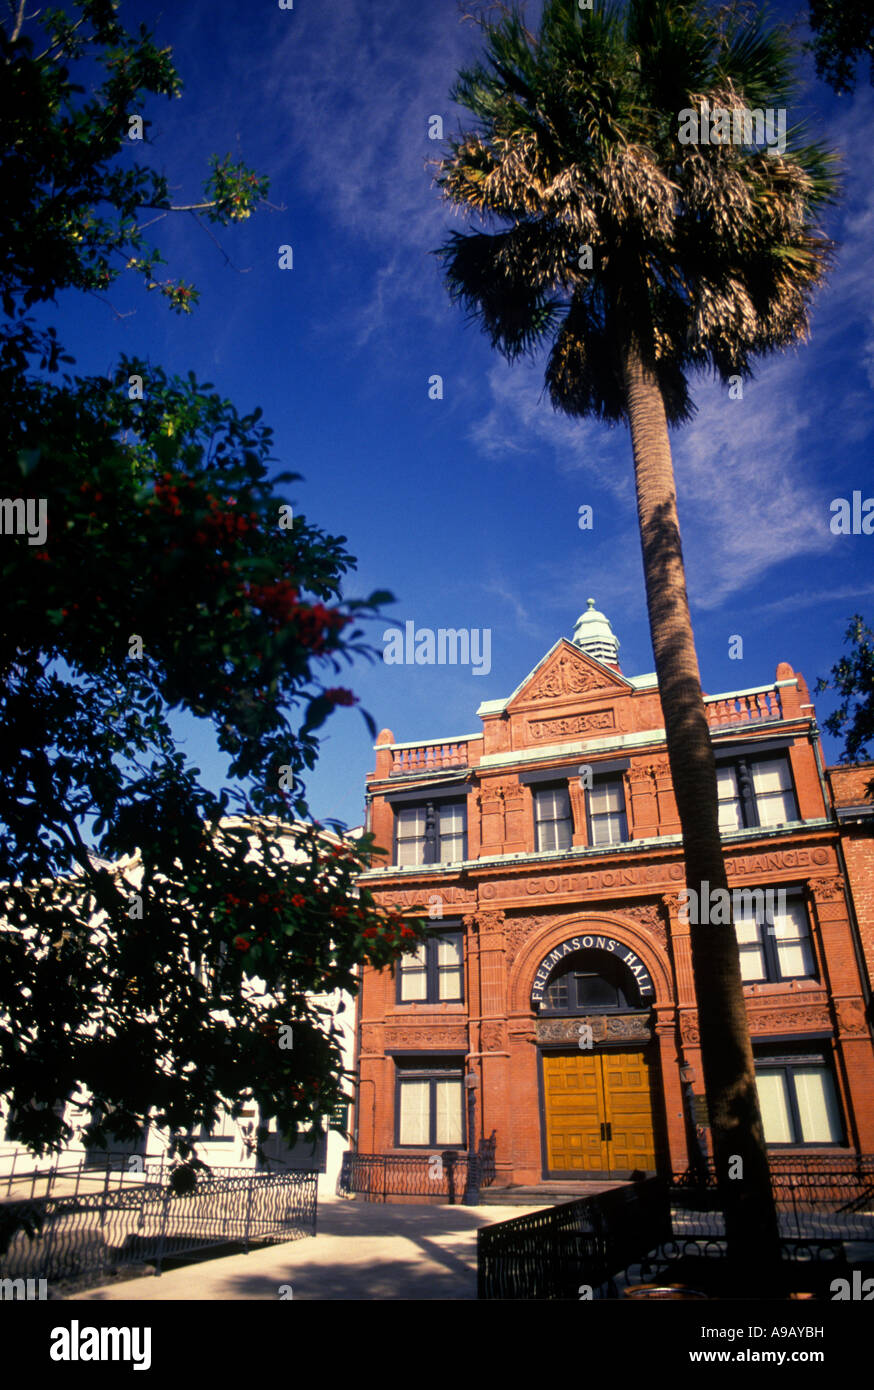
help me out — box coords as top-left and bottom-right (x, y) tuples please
(384, 1026), (469, 1049)
(481, 1021), (507, 1052)
(504, 915), (541, 964)
(526, 653), (604, 702)
(809, 877), (846, 903)
(528, 709), (615, 741)
(628, 763), (654, 786)
(472, 910), (506, 936)
(647, 757), (672, 781)
(621, 901), (667, 950)
(835, 999), (869, 1037)
(536, 1013), (652, 1045)
(679, 1012), (700, 1046)
(747, 1006), (832, 1034)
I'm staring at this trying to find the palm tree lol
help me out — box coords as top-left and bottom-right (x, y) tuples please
(435, 0), (837, 1281)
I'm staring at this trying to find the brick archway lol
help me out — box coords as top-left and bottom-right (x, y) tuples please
(508, 911), (673, 1016)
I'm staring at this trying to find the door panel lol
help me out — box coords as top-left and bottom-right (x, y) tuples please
(543, 1053), (606, 1170)
(600, 1050), (658, 1171)
(543, 1049), (658, 1174)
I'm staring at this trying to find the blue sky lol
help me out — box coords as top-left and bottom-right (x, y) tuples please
(46, 0), (874, 829)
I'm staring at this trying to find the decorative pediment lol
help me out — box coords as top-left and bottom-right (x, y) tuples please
(509, 640), (630, 709)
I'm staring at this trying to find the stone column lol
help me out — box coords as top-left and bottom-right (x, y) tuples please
(568, 777), (589, 847)
(811, 877), (874, 1152)
(628, 761), (658, 839)
(655, 1009), (690, 1172)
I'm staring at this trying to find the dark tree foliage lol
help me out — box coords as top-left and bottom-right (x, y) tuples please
(817, 616), (874, 792)
(807, 0), (874, 93)
(0, 0), (424, 1166)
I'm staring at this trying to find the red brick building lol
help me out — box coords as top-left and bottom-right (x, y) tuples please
(353, 605), (874, 1190)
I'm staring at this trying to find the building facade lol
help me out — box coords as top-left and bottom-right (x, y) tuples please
(354, 605), (874, 1190)
(0, 818), (356, 1198)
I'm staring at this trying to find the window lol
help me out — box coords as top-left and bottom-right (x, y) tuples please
(394, 800), (467, 866)
(541, 951), (636, 1013)
(534, 785), (573, 852)
(717, 755), (798, 832)
(398, 928), (464, 1003)
(587, 776), (628, 846)
(733, 891), (815, 983)
(754, 1053), (843, 1146)
(396, 1060), (465, 1147)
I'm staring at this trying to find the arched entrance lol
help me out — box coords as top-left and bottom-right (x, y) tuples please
(533, 940), (663, 1177)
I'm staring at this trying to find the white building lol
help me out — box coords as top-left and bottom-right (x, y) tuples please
(0, 817), (359, 1199)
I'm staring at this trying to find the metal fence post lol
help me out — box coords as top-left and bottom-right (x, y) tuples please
(99, 1163), (111, 1230)
(154, 1188), (171, 1276)
(243, 1175), (255, 1254)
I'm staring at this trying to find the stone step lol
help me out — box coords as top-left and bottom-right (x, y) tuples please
(479, 1180), (630, 1207)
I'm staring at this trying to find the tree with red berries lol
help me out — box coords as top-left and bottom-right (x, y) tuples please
(0, 0), (424, 1166)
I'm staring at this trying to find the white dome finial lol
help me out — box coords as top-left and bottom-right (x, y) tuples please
(572, 599), (620, 665)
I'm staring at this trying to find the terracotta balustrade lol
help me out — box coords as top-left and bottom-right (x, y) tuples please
(703, 686), (783, 727)
(390, 740), (472, 775)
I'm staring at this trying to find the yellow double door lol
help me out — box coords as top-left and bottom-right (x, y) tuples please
(543, 1049), (659, 1174)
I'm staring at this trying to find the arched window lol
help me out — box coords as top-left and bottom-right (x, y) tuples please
(540, 949), (642, 1014)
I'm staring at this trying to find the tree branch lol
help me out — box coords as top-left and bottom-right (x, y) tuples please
(9, 0), (27, 45)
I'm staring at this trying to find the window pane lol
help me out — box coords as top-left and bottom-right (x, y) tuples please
(437, 936), (462, 967)
(544, 973), (569, 1010)
(755, 1070), (794, 1143)
(793, 1068), (842, 1144)
(752, 760), (791, 794)
(733, 916), (765, 979)
(535, 786), (572, 852)
(538, 818), (572, 851)
(590, 780), (623, 813)
(438, 804), (466, 863)
(400, 966), (428, 1001)
(400, 943), (427, 1000)
(536, 787), (569, 820)
(437, 934), (463, 1001)
(773, 902), (815, 978)
(591, 812), (626, 846)
(439, 837), (465, 863)
(753, 759), (797, 825)
(717, 766), (743, 831)
(438, 804), (464, 834)
(434, 1081), (463, 1145)
(399, 1082), (430, 1145)
(396, 807), (426, 865)
(438, 968), (463, 1001)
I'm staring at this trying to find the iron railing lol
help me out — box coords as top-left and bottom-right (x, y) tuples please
(0, 1167), (317, 1288)
(670, 1158), (874, 1244)
(478, 1162), (874, 1299)
(338, 1134), (497, 1203)
(478, 1178), (670, 1300)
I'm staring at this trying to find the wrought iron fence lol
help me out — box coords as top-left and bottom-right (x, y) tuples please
(478, 1164), (874, 1299)
(0, 1167), (318, 1287)
(338, 1133), (497, 1203)
(670, 1158), (874, 1244)
(478, 1178), (670, 1300)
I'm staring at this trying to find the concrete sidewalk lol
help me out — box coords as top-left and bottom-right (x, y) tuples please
(67, 1196), (546, 1301)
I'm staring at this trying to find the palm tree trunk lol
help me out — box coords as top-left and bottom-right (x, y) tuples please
(621, 331), (782, 1286)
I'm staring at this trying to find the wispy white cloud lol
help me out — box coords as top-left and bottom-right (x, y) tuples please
(749, 582), (874, 620)
(246, 2), (479, 346)
(469, 357), (634, 501)
(465, 87), (874, 612)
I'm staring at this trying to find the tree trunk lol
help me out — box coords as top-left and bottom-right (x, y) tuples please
(621, 332), (782, 1287)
